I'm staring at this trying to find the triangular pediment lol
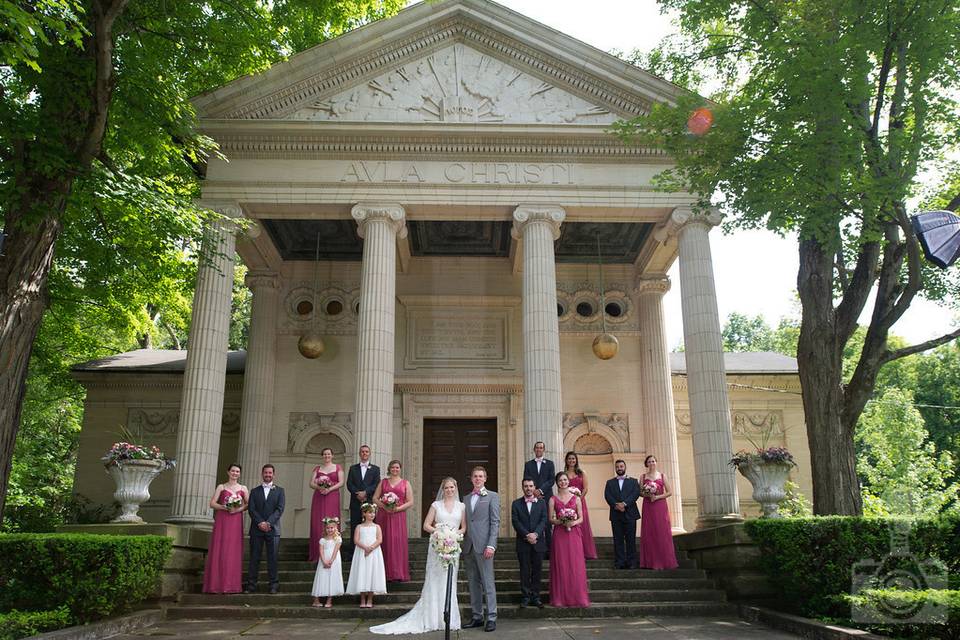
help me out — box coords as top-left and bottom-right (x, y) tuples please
(287, 43), (615, 125)
(194, 0), (684, 125)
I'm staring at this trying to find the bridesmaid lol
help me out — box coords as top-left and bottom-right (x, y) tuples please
(372, 459), (412, 582)
(563, 451), (597, 559)
(309, 447), (345, 563)
(639, 454), (679, 570)
(548, 472), (590, 607)
(202, 463), (248, 593)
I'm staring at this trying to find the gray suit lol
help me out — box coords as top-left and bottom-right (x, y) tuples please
(462, 489), (500, 622)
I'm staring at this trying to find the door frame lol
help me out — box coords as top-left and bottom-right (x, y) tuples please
(398, 383), (521, 539)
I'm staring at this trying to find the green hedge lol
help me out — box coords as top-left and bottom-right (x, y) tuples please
(843, 589), (960, 640)
(0, 608), (71, 640)
(744, 514), (959, 620)
(0, 534), (172, 624)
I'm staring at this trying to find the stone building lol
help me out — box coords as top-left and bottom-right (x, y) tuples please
(71, 0), (811, 538)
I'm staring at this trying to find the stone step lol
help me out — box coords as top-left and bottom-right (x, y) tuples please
(180, 588), (724, 606)
(224, 576), (718, 593)
(165, 601), (736, 620)
(256, 557), (698, 570)
(243, 567), (708, 581)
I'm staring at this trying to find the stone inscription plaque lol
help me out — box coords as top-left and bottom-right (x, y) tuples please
(405, 308), (514, 370)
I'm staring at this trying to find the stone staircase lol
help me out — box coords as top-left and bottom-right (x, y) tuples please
(168, 538), (734, 619)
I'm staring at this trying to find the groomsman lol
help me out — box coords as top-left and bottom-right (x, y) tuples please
(604, 459), (641, 569)
(246, 464), (285, 593)
(511, 478), (547, 608)
(346, 444), (380, 551)
(523, 441), (555, 553)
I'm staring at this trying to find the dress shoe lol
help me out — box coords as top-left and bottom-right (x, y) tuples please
(243, 586), (256, 594)
(463, 618), (485, 629)
(532, 599), (544, 609)
(519, 599), (529, 608)
(484, 621), (496, 632)
(269, 585), (279, 594)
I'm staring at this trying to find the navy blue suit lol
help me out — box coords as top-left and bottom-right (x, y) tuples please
(511, 496), (548, 604)
(604, 475), (641, 569)
(246, 484), (285, 590)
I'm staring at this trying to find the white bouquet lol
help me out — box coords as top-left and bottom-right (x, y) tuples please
(430, 525), (463, 569)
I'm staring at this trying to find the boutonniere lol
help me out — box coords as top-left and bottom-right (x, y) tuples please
(479, 488), (488, 497)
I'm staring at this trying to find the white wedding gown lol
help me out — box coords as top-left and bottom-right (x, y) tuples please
(370, 501), (463, 634)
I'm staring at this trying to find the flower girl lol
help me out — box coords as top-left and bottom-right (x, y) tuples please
(346, 503), (387, 608)
(311, 517), (344, 608)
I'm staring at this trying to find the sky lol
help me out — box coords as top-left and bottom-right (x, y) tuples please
(436, 0), (957, 349)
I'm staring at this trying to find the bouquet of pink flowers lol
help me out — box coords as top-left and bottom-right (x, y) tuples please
(557, 507), (577, 525)
(382, 492), (400, 510)
(224, 494), (244, 511)
(568, 487), (582, 497)
(315, 473), (333, 489)
(641, 482), (659, 499)
(431, 525), (463, 568)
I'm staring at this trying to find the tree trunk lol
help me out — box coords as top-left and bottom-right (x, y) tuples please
(796, 238), (863, 515)
(0, 213), (64, 519)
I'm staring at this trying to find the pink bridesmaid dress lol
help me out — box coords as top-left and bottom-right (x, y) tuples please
(202, 489), (245, 593)
(309, 467), (341, 563)
(639, 476), (678, 570)
(548, 495), (590, 607)
(376, 478), (410, 581)
(567, 474), (598, 559)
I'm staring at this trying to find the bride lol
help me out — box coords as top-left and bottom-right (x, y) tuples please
(371, 477), (466, 634)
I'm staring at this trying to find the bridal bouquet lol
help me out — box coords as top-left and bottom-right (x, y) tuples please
(315, 473), (333, 489)
(382, 491), (400, 510)
(431, 525), (463, 568)
(224, 494), (244, 511)
(557, 507), (577, 525)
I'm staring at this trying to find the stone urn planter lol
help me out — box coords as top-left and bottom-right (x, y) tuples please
(736, 460), (794, 518)
(730, 446), (796, 518)
(102, 442), (176, 524)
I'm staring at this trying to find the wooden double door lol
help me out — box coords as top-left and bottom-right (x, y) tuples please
(421, 418), (497, 535)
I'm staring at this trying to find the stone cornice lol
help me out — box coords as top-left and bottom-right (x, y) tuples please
(214, 18), (652, 122)
(634, 275), (671, 297)
(244, 270), (280, 290)
(512, 205), (566, 240)
(396, 382), (523, 394)
(200, 123), (669, 162)
(196, 200), (243, 219)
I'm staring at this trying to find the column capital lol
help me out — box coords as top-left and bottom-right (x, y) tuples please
(244, 270), (280, 290)
(196, 200), (244, 219)
(351, 202), (407, 239)
(511, 205), (566, 240)
(654, 205), (722, 242)
(634, 275), (672, 297)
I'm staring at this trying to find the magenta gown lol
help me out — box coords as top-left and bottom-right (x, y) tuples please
(309, 467), (341, 563)
(548, 495), (590, 607)
(202, 489), (245, 593)
(639, 476), (678, 570)
(567, 474), (597, 559)
(375, 478), (410, 582)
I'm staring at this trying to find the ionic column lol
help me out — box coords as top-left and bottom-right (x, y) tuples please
(512, 205), (565, 458)
(168, 207), (238, 526)
(656, 206), (741, 527)
(635, 275), (684, 532)
(237, 270), (280, 482)
(352, 203), (406, 469)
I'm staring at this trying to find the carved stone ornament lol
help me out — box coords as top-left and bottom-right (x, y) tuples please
(127, 408), (240, 437)
(351, 203), (407, 239)
(574, 433), (614, 455)
(654, 206), (723, 242)
(288, 412), (354, 453)
(512, 205), (566, 240)
(563, 412), (630, 452)
(675, 410), (784, 437)
(289, 44), (616, 126)
(634, 275), (671, 297)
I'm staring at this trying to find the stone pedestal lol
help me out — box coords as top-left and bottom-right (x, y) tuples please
(658, 206), (741, 528)
(168, 209), (238, 527)
(352, 203), (406, 468)
(237, 271), (280, 480)
(512, 205), (565, 458)
(635, 275), (684, 532)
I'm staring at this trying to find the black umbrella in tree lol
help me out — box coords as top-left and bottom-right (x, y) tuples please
(911, 210), (960, 269)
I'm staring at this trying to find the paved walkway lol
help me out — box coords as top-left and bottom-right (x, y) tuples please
(115, 616), (802, 639)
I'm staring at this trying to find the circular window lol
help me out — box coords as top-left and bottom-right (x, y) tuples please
(557, 302), (566, 317)
(296, 300), (314, 316)
(605, 301), (624, 318)
(325, 300), (343, 316)
(353, 300), (361, 315)
(576, 301), (595, 317)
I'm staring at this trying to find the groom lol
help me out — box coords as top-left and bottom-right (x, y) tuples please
(462, 466), (500, 632)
